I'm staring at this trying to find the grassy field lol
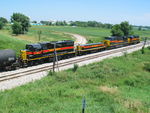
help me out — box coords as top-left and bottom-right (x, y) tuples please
(2, 25), (73, 43)
(29, 26), (150, 43)
(26, 26), (73, 42)
(134, 29), (150, 38)
(0, 48), (149, 113)
(0, 25), (150, 53)
(0, 26), (73, 54)
(0, 31), (29, 55)
(30, 26), (111, 43)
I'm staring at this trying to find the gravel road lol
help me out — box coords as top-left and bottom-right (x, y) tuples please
(64, 32), (87, 45)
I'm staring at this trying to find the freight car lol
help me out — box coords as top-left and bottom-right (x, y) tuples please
(0, 49), (17, 70)
(0, 35), (140, 71)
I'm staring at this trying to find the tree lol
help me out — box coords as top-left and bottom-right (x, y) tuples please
(0, 21), (4, 29)
(103, 23), (112, 29)
(111, 24), (124, 36)
(111, 21), (133, 36)
(32, 21), (37, 23)
(0, 17), (8, 29)
(11, 13), (30, 34)
(12, 21), (22, 35)
(0, 17), (8, 24)
(40, 21), (52, 25)
(120, 21), (132, 36)
(138, 26), (142, 31)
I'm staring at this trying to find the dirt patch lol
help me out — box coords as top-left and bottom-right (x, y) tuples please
(100, 85), (118, 94)
(124, 99), (142, 108)
(15, 35), (37, 42)
(122, 99), (144, 113)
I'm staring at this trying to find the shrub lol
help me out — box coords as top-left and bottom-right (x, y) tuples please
(12, 21), (22, 35)
(72, 64), (78, 72)
(124, 79), (135, 87)
(48, 70), (54, 76)
(88, 39), (93, 43)
(123, 51), (128, 57)
(144, 63), (150, 72)
(141, 47), (145, 54)
(0, 21), (4, 29)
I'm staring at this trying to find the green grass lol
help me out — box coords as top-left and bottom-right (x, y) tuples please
(134, 29), (150, 38)
(27, 26), (73, 42)
(30, 26), (111, 43)
(1, 26), (150, 53)
(0, 26), (73, 54)
(0, 32), (29, 55)
(29, 26), (150, 43)
(0, 48), (149, 113)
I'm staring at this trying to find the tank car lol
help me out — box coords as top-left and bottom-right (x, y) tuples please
(0, 49), (17, 70)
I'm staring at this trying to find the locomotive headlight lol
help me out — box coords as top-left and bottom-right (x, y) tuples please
(29, 55), (33, 57)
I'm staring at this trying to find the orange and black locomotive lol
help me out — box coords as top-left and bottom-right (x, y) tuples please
(0, 35), (140, 71)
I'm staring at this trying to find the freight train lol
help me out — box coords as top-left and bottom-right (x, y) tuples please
(0, 35), (140, 71)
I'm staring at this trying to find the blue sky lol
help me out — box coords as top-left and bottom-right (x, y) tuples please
(1, 0), (150, 26)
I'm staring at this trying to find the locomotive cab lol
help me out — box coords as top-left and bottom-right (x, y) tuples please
(104, 36), (127, 47)
(20, 44), (42, 62)
(128, 35), (140, 44)
(26, 44), (42, 51)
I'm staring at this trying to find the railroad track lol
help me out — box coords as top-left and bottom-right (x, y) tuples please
(0, 42), (149, 82)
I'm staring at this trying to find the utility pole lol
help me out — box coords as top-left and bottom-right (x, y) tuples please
(141, 37), (147, 54)
(53, 43), (59, 72)
(143, 37), (147, 48)
(38, 30), (42, 41)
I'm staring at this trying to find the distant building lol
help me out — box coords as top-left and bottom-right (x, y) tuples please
(49, 20), (56, 24)
(30, 23), (44, 26)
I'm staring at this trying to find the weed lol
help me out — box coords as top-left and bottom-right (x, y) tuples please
(72, 64), (78, 72)
(144, 63), (150, 72)
(48, 70), (54, 76)
(141, 46), (145, 54)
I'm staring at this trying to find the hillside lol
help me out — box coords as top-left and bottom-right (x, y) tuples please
(0, 31), (29, 55)
(0, 26), (150, 53)
(0, 48), (149, 113)
(0, 26), (73, 54)
(30, 26), (111, 43)
(29, 26), (150, 43)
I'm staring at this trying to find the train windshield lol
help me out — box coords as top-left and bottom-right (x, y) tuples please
(105, 37), (114, 41)
(26, 44), (42, 51)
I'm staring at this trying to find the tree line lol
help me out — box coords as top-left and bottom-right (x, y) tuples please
(37, 20), (113, 29)
(70, 21), (112, 29)
(0, 13), (149, 36)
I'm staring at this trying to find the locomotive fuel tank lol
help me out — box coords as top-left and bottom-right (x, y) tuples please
(0, 49), (16, 67)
